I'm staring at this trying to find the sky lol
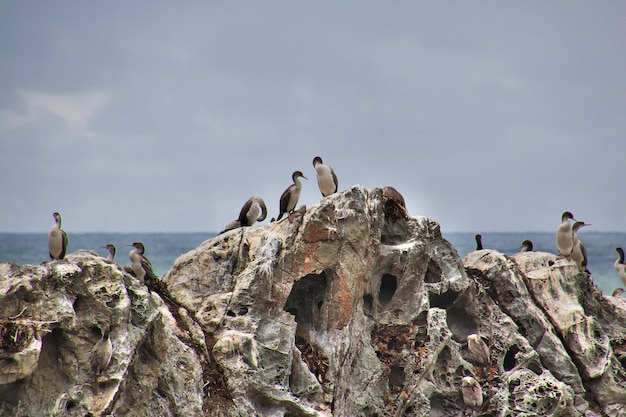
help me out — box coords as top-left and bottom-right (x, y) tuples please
(1, 2), (625, 234)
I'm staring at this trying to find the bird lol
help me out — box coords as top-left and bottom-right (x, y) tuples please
(615, 247), (626, 288)
(48, 212), (69, 260)
(461, 376), (483, 409)
(128, 242), (158, 285)
(101, 244), (116, 262)
(312, 156), (338, 197)
(91, 328), (113, 376)
(520, 240), (534, 252)
(475, 235), (483, 250)
(276, 170), (307, 221)
(238, 196), (268, 227)
(466, 334), (490, 368)
(571, 222), (591, 273)
(382, 186), (406, 208)
(612, 288), (624, 297)
(556, 211), (577, 259)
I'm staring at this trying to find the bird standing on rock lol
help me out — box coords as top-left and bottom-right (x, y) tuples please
(474, 235), (483, 251)
(238, 196), (268, 227)
(520, 240), (534, 252)
(313, 156), (338, 197)
(128, 242), (158, 285)
(102, 244), (116, 262)
(461, 376), (483, 412)
(556, 211), (577, 259)
(276, 171), (307, 221)
(48, 212), (69, 260)
(615, 247), (626, 288)
(91, 328), (113, 376)
(466, 334), (490, 368)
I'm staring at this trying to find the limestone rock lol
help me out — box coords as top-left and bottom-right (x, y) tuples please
(0, 251), (203, 417)
(1, 186), (625, 416)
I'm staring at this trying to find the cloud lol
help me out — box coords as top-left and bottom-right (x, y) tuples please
(0, 89), (111, 134)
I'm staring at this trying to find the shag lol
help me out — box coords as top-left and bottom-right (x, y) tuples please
(612, 288), (624, 297)
(91, 328), (113, 376)
(277, 171), (307, 221)
(461, 376), (483, 408)
(238, 196), (268, 226)
(615, 248), (626, 288)
(556, 211), (576, 259)
(313, 156), (338, 197)
(475, 234), (483, 251)
(48, 212), (69, 260)
(466, 334), (490, 367)
(128, 242), (158, 285)
(571, 222), (590, 273)
(220, 219), (241, 234)
(382, 186), (406, 208)
(520, 240), (534, 252)
(102, 244), (116, 262)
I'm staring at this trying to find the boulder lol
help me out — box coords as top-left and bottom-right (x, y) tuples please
(1, 185), (625, 416)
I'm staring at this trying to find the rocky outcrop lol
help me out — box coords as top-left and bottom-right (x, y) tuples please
(1, 185), (625, 416)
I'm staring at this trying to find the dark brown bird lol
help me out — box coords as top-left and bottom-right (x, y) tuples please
(277, 171), (307, 221)
(48, 212), (69, 260)
(91, 329), (113, 376)
(102, 244), (116, 262)
(467, 334), (490, 367)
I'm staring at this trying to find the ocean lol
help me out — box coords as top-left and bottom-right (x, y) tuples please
(1, 231), (624, 296)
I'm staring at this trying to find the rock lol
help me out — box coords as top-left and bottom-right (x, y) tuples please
(0, 251), (203, 417)
(1, 186), (625, 416)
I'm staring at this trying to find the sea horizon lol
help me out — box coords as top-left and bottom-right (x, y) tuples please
(2, 231), (625, 297)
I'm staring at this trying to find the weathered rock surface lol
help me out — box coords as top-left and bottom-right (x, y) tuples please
(1, 185), (625, 416)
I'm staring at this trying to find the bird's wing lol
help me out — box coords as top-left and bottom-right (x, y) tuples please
(61, 230), (69, 258)
(331, 168), (338, 193)
(277, 186), (292, 219)
(141, 256), (158, 281)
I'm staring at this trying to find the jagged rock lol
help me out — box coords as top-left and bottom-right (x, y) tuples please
(0, 251), (203, 417)
(1, 186), (625, 416)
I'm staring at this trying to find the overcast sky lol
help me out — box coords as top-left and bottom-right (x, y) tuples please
(1, 2), (625, 234)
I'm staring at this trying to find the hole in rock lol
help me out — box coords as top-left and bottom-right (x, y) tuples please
(226, 306), (249, 317)
(527, 359), (543, 375)
(424, 259), (443, 283)
(363, 294), (373, 317)
(388, 365), (405, 389)
(428, 288), (459, 310)
(379, 274), (397, 306)
(283, 271), (329, 332)
(412, 311), (428, 346)
(503, 345), (520, 371)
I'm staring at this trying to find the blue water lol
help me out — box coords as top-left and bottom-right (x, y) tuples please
(0, 231), (624, 296)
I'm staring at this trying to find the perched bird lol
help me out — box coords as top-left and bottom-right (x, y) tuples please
(48, 212), (69, 260)
(238, 196), (268, 227)
(475, 235), (483, 251)
(128, 242), (158, 285)
(615, 248), (626, 288)
(556, 211), (576, 259)
(102, 244), (116, 262)
(466, 334), (490, 367)
(461, 376), (483, 408)
(382, 186), (406, 208)
(91, 329), (113, 376)
(276, 171), (307, 221)
(612, 288), (625, 298)
(312, 156), (338, 197)
(571, 222), (591, 273)
(520, 240), (534, 252)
